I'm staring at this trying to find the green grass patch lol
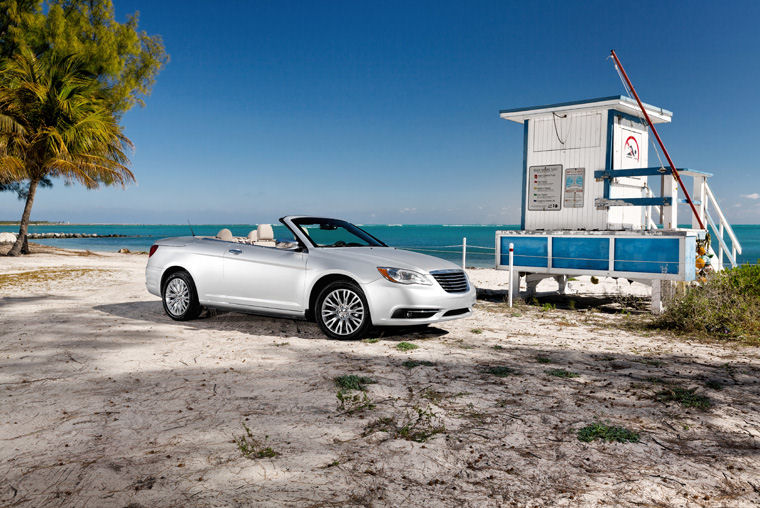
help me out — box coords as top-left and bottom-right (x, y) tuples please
(234, 423), (278, 459)
(536, 355), (552, 364)
(484, 365), (516, 377)
(396, 341), (419, 351)
(656, 387), (711, 409)
(704, 379), (723, 391)
(545, 368), (579, 378)
(336, 390), (375, 414)
(577, 422), (639, 443)
(492, 344), (505, 350)
(334, 375), (375, 391)
(470, 328), (483, 334)
(654, 264), (760, 343)
(362, 338), (380, 344)
(334, 375), (377, 414)
(402, 359), (435, 369)
(363, 407), (445, 442)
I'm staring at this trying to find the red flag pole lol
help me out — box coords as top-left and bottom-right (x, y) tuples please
(609, 49), (704, 230)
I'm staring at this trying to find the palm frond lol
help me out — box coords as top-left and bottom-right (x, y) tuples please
(0, 155), (28, 182)
(0, 48), (134, 188)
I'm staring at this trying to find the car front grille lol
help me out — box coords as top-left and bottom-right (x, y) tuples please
(430, 270), (469, 293)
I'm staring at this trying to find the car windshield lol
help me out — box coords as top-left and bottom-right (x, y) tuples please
(292, 218), (385, 248)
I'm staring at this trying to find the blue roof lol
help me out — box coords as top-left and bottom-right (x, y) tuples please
(499, 95), (672, 117)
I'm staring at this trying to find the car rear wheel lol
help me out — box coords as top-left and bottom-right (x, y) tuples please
(162, 271), (201, 321)
(316, 281), (371, 340)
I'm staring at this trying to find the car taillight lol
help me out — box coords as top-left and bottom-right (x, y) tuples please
(149, 245), (159, 257)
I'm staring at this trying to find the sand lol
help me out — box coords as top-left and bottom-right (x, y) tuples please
(1, 246), (759, 507)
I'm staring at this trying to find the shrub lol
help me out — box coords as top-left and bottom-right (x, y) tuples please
(655, 387), (711, 409)
(545, 368), (579, 378)
(402, 359), (435, 369)
(655, 264), (760, 343)
(334, 375), (375, 391)
(484, 365), (516, 377)
(577, 422), (639, 443)
(234, 424), (278, 458)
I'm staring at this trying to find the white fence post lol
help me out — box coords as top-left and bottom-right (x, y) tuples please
(462, 237), (467, 269)
(508, 242), (514, 308)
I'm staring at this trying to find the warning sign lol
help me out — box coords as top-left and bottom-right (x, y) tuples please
(528, 165), (562, 211)
(564, 167), (585, 208)
(624, 135), (639, 161)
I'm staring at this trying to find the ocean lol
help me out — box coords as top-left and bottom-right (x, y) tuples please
(1, 223), (757, 268)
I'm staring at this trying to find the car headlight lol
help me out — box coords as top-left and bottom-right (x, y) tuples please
(377, 267), (432, 285)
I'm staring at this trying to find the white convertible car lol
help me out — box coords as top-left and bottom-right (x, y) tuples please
(145, 216), (476, 339)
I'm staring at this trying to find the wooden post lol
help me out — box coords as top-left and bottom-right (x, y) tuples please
(462, 237), (467, 269)
(662, 176), (678, 230)
(692, 176), (706, 230)
(508, 243), (514, 308)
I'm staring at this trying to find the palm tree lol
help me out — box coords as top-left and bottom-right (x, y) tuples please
(0, 49), (133, 256)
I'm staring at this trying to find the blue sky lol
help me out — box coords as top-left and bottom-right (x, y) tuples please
(2, 0), (759, 224)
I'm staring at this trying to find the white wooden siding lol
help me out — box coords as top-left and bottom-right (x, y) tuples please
(523, 109), (649, 231)
(524, 109), (608, 230)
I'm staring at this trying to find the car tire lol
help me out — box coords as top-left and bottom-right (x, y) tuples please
(315, 281), (371, 340)
(161, 270), (202, 321)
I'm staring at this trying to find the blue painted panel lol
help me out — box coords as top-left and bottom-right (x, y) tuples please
(603, 111), (614, 199)
(606, 197), (672, 207)
(614, 238), (680, 274)
(684, 236), (696, 281)
(553, 237), (609, 270)
(500, 236), (548, 268)
(520, 120), (529, 230)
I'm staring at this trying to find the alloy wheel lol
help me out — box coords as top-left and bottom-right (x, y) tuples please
(165, 277), (190, 316)
(320, 288), (365, 336)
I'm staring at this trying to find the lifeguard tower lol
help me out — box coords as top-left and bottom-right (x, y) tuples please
(495, 95), (742, 312)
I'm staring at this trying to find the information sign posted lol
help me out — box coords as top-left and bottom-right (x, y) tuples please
(528, 165), (562, 211)
(563, 167), (585, 208)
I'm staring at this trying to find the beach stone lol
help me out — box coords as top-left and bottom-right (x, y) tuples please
(118, 248), (130, 254)
(0, 232), (16, 243)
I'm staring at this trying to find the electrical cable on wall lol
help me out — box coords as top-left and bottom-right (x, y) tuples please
(552, 112), (568, 145)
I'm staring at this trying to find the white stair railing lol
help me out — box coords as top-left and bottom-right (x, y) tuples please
(704, 182), (742, 269)
(644, 178), (741, 270)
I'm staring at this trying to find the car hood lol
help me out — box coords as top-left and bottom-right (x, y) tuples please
(315, 247), (462, 273)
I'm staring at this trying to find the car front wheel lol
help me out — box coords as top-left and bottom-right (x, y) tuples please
(316, 281), (371, 340)
(162, 270), (201, 321)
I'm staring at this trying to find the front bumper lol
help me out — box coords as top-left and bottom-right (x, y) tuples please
(364, 278), (477, 326)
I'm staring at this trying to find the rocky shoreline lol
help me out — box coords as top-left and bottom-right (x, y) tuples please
(28, 232), (128, 239)
(0, 232), (128, 242)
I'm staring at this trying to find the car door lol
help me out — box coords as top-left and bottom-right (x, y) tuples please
(221, 244), (307, 312)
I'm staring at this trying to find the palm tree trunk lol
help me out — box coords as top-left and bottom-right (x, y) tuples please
(7, 178), (39, 257)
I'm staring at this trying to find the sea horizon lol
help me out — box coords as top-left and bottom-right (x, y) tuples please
(2, 222), (757, 268)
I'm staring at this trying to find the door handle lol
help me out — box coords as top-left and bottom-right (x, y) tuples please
(228, 248), (242, 255)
